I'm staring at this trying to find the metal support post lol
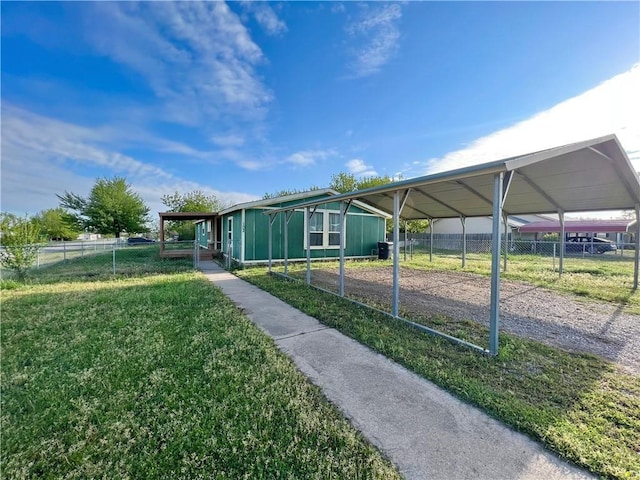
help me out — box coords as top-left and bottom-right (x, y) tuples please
(559, 210), (565, 276)
(268, 214), (273, 273)
(392, 191), (400, 317)
(460, 216), (466, 268)
(338, 201), (348, 297)
(403, 222), (407, 261)
(112, 247), (116, 275)
(306, 207), (312, 285)
(503, 214), (508, 272)
(429, 220), (434, 262)
(489, 173), (503, 356)
(284, 211), (289, 275)
(634, 204), (640, 289)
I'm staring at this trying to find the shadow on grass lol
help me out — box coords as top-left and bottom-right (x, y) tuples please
(238, 267), (640, 480)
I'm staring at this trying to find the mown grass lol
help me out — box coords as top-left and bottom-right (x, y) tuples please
(1, 251), (400, 479)
(237, 267), (640, 480)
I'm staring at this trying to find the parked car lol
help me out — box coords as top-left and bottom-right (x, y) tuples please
(565, 236), (616, 254)
(126, 237), (155, 245)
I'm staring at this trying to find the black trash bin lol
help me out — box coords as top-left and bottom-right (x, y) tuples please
(378, 241), (392, 260)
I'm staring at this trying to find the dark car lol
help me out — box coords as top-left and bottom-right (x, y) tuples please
(126, 237), (155, 245)
(565, 236), (616, 254)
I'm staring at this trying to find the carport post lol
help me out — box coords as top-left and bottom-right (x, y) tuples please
(284, 211), (290, 275)
(634, 204), (640, 289)
(559, 211), (565, 276)
(460, 216), (466, 268)
(392, 191), (401, 317)
(429, 220), (434, 262)
(489, 172), (503, 356)
(404, 221), (408, 261)
(306, 207), (311, 285)
(503, 214), (509, 272)
(268, 213), (273, 274)
(338, 201), (347, 296)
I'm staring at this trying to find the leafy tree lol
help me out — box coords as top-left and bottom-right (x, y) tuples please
(32, 208), (81, 241)
(0, 215), (43, 280)
(161, 190), (223, 240)
(328, 173), (358, 193)
(58, 177), (150, 238)
(330, 172), (427, 233)
(262, 186), (322, 200)
(161, 190), (223, 213)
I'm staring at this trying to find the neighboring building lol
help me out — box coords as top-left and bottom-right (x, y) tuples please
(429, 214), (552, 238)
(195, 189), (389, 266)
(518, 219), (637, 244)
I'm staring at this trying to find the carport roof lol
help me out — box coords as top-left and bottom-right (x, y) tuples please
(266, 134), (640, 220)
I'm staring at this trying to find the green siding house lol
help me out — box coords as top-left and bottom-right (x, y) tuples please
(195, 189), (388, 266)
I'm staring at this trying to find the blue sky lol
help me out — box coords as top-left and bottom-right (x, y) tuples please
(2, 1), (639, 217)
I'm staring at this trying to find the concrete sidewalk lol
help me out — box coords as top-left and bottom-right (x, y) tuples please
(199, 261), (591, 480)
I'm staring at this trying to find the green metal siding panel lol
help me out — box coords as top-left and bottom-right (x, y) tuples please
(221, 212), (243, 260)
(239, 207), (386, 262)
(196, 222), (208, 248)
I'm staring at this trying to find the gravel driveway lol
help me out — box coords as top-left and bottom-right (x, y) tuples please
(305, 266), (639, 376)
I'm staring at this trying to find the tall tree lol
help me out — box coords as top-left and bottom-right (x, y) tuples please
(161, 190), (223, 213)
(0, 215), (43, 280)
(161, 190), (222, 240)
(32, 208), (81, 241)
(330, 172), (428, 233)
(58, 177), (150, 238)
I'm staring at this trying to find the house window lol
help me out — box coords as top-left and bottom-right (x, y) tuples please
(328, 213), (341, 246)
(309, 212), (324, 246)
(305, 210), (344, 249)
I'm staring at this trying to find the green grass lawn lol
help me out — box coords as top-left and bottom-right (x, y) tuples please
(1, 251), (400, 479)
(237, 267), (640, 480)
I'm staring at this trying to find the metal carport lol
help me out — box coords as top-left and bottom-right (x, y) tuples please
(265, 134), (640, 355)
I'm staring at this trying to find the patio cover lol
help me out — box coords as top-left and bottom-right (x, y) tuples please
(267, 134), (639, 219)
(264, 134), (640, 356)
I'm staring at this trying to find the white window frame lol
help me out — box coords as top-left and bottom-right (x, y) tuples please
(303, 209), (345, 250)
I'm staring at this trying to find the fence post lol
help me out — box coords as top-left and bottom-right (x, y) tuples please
(112, 247), (116, 275)
(63, 242), (67, 261)
(552, 243), (556, 272)
(37, 249), (40, 269)
(81, 241), (84, 258)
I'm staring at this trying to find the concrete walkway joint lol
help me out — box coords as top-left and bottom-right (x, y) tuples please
(199, 261), (592, 480)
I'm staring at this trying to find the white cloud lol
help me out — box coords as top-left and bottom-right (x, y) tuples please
(211, 134), (246, 148)
(240, 2), (287, 35)
(0, 104), (258, 215)
(82, 2), (272, 127)
(345, 4), (402, 78)
(420, 65), (640, 175)
(346, 158), (378, 177)
(285, 149), (336, 167)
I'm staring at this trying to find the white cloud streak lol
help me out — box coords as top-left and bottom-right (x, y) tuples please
(0, 104), (258, 215)
(240, 2), (287, 35)
(420, 65), (640, 175)
(83, 2), (272, 127)
(285, 149), (336, 167)
(346, 158), (378, 177)
(345, 4), (402, 78)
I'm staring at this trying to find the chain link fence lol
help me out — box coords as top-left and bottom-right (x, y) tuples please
(387, 233), (634, 272)
(1, 240), (203, 278)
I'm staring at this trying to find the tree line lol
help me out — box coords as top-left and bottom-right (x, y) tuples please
(1, 171), (430, 278)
